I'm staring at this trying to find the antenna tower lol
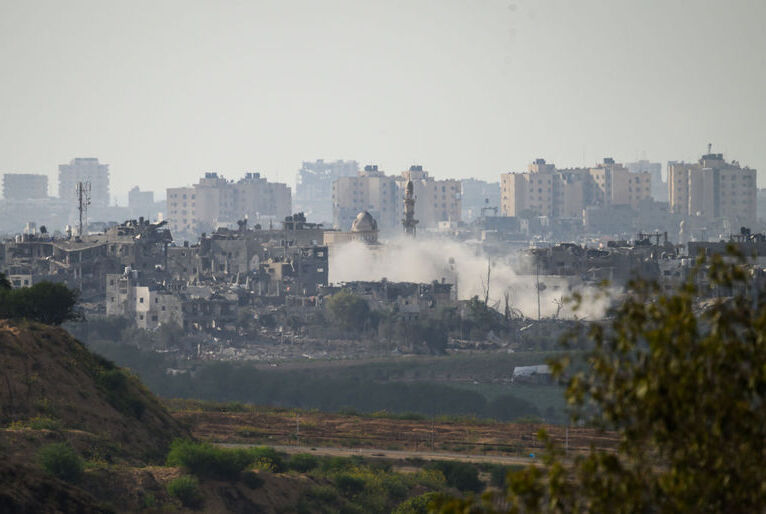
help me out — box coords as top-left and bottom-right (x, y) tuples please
(76, 181), (91, 236)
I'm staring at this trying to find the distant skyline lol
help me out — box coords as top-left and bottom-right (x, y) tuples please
(1, 0), (764, 203)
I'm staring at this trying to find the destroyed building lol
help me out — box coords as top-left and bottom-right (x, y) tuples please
(521, 233), (681, 287)
(320, 280), (454, 319)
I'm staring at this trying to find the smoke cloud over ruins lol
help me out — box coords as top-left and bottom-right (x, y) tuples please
(329, 237), (610, 319)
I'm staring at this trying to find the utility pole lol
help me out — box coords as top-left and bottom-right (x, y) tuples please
(536, 260), (541, 321)
(431, 421), (435, 450)
(484, 255), (491, 306)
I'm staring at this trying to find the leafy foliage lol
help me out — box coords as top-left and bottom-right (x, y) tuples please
(167, 475), (203, 508)
(248, 445), (285, 472)
(392, 492), (439, 514)
(326, 289), (373, 332)
(0, 281), (79, 325)
(426, 461), (482, 493)
(289, 453), (320, 473)
(38, 442), (83, 483)
(292, 454), (448, 514)
(166, 439), (255, 480)
(437, 251), (766, 512)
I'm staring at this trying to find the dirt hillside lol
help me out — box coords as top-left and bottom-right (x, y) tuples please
(0, 319), (189, 461)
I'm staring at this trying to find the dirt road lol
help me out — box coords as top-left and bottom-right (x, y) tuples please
(220, 442), (541, 467)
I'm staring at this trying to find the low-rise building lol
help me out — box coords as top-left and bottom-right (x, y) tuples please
(106, 271), (184, 329)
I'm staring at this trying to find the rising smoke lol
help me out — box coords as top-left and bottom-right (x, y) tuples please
(328, 237), (610, 320)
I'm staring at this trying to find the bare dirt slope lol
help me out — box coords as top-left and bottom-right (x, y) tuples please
(0, 320), (189, 462)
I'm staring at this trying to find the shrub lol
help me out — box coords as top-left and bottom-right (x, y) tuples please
(335, 473), (366, 497)
(167, 475), (203, 508)
(382, 474), (409, 500)
(248, 446), (285, 472)
(392, 492), (439, 514)
(166, 439), (254, 480)
(427, 461), (482, 493)
(27, 416), (62, 431)
(0, 281), (79, 325)
(289, 453), (319, 473)
(38, 443), (83, 482)
(320, 456), (354, 473)
(488, 465), (514, 488)
(326, 289), (372, 332)
(240, 471), (264, 489)
(306, 485), (339, 503)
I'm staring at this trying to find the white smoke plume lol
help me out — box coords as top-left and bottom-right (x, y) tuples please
(328, 237), (610, 320)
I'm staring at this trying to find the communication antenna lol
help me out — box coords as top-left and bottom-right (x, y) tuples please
(75, 181), (91, 236)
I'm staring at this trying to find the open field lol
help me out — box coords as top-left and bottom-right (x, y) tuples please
(172, 401), (619, 458)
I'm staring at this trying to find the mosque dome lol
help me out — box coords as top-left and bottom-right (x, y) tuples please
(351, 211), (378, 232)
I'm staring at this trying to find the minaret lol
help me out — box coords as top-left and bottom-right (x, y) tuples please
(402, 179), (418, 236)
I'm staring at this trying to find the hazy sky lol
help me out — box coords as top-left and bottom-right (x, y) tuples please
(1, 0), (764, 202)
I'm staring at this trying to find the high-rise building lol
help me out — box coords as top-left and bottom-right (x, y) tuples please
(501, 158), (651, 220)
(332, 165), (398, 231)
(58, 158), (110, 207)
(501, 159), (588, 219)
(166, 172), (292, 238)
(626, 160), (666, 202)
(295, 160), (358, 223)
(395, 165), (461, 229)
(588, 158), (652, 209)
(2, 173), (48, 200)
(668, 153), (757, 227)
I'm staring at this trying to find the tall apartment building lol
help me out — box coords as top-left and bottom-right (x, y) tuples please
(668, 153), (757, 227)
(501, 158), (651, 219)
(626, 160), (666, 202)
(332, 165), (398, 231)
(295, 159), (358, 223)
(2, 173), (48, 199)
(395, 165), (461, 229)
(589, 158), (652, 209)
(167, 172), (292, 237)
(502, 159), (587, 218)
(58, 158), (110, 207)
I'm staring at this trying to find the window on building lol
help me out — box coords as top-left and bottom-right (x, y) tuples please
(139, 298), (144, 303)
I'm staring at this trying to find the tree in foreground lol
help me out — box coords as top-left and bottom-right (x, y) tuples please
(0, 281), (79, 325)
(436, 251), (766, 512)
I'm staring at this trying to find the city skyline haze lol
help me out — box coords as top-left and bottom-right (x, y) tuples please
(1, 0), (764, 202)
